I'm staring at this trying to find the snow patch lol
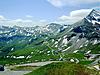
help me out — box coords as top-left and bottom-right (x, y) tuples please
(86, 50), (91, 54)
(94, 65), (100, 70)
(93, 39), (98, 45)
(17, 56), (25, 59)
(62, 38), (68, 45)
(73, 50), (79, 53)
(70, 59), (74, 62)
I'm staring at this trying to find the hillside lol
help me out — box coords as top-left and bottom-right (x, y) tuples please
(25, 62), (99, 75)
(0, 9), (100, 67)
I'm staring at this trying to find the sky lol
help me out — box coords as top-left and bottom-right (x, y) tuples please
(0, 0), (100, 27)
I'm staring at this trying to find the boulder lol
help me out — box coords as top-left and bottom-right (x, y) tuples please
(0, 65), (4, 71)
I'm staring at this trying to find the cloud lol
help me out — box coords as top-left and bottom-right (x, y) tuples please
(70, 9), (92, 17)
(47, 0), (100, 7)
(47, 0), (65, 7)
(25, 15), (33, 18)
(0, 15), (6, 20)
(13, 19), (33, 23)
(0, 17), (48, 27)
(0, 7), (99, 27)
(57, 9), (92, 24)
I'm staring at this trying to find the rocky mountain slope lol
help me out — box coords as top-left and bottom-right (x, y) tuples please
(0, 9), (100, 67)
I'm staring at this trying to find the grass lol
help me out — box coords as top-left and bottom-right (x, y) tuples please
(79, 60), (93, 65)
(25, 62), (99, 75)
(0, 37), (99, 66)
(79, 43), (100, 54)
(0, 57), (29, 65)
(10, 66), (39, 71)
(64, 53), (85, 60)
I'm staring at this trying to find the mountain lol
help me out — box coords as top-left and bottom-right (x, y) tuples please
(0, 23), (62, 38)
(0, 23), (62, 57)
(0, 9), (100, 67)
(56, 9), (100, 51)
(59, 10), (100, 46)
(50, 9), (100, 65)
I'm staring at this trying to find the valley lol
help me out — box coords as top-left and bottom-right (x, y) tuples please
(0, 9), (100, 75)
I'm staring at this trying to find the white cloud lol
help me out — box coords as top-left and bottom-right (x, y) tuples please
(47, 0), (65, 7)
(57, 9), (92, 24)
(47, 0), (100, 7)
(0, 17), (48, 27)
(13, 19), (23, 22)
(70, 9), (92, 17)
(13, 19), (33, 23)
(26, 15), (33, 18)
(0, 15), (6, 20)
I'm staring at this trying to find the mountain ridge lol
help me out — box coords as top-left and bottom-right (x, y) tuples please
(0, 9), (100, 66)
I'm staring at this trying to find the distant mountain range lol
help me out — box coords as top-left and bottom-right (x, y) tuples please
(0, 9), (100, 66)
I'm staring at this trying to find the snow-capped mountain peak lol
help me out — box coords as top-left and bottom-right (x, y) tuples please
(86, 9), (100, 24)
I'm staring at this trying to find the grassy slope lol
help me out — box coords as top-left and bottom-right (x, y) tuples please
(0, 30), (100, 65)
(26, 62), (99, 75)
(10, 66), (39, 71)
(79, 43), (100, 54)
